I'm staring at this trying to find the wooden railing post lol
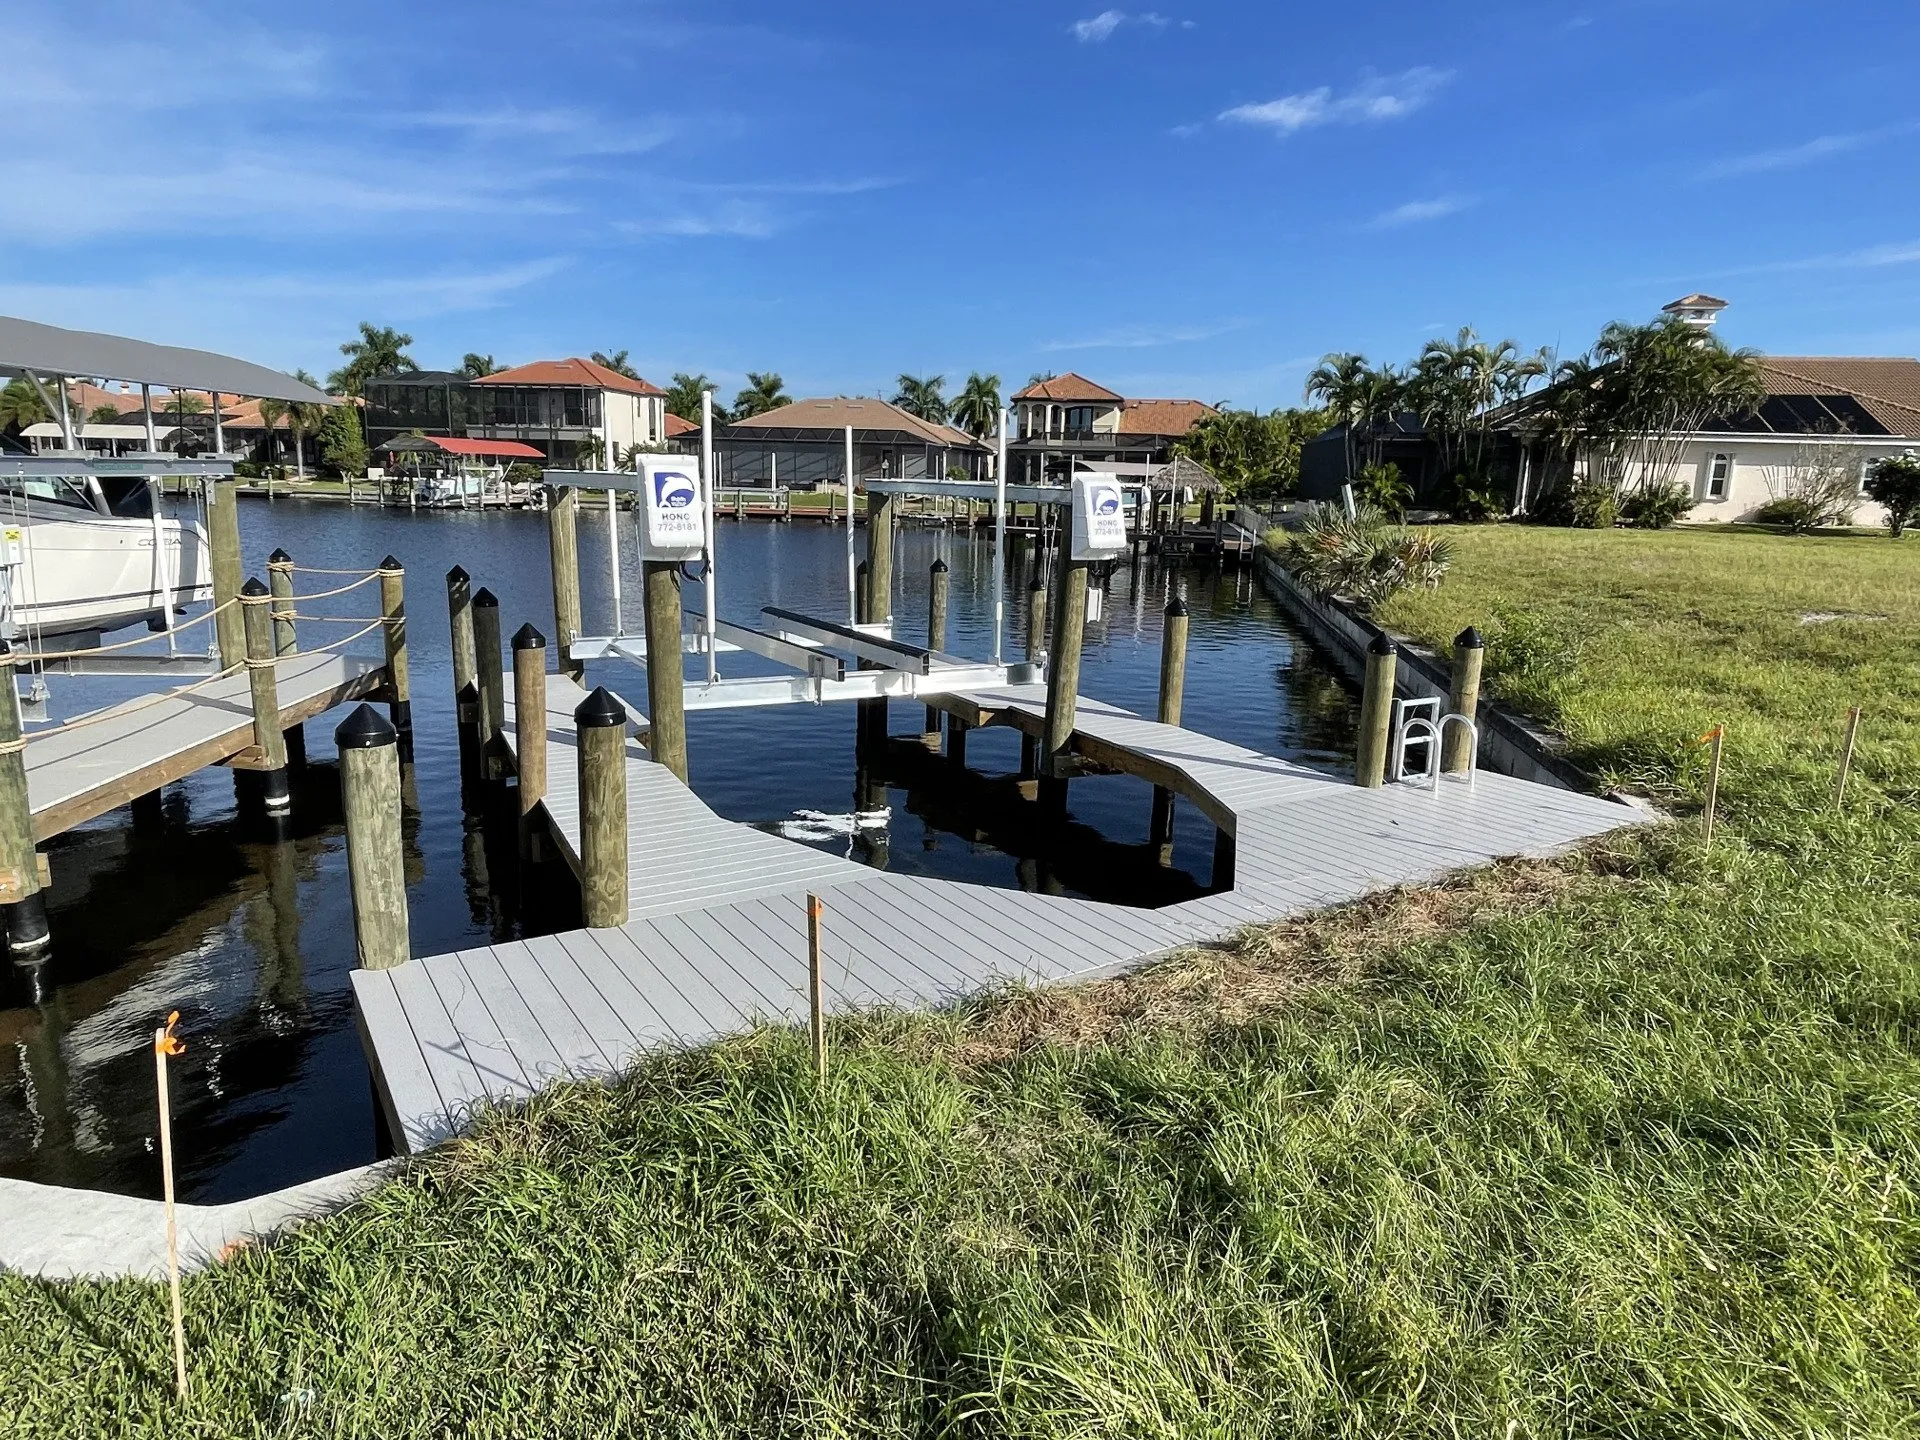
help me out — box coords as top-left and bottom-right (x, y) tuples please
(1355, 634), (1398, 788)
(642, 560), (689, 784)
(378, 556), (411, 755)
(446, 565), (477, 752)
(472, 587), (505, 780)
(547, 486), (584, 682)
(207, 476), (246, 669)
(335, 703), (408, 969)
(267, 549), (304, 767)
(923, 558), (948, 747)
(1443, 627), (1484, 774)
(1149, 596), (1189, 862)
(512, 624), (548, 860)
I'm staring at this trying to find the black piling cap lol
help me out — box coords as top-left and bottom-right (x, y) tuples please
(575, 686), (628, 730)
(512, 622), (546, 651)
(380, 554), (403, 571)
(241, 576), (269, 596)
(931, 558), (948, 574)
(1455, 626), (1485, 650)
(335, 702), (398, 750)
(1165, 596), (1188, 618)
(473, 587), (499, 609)
(446, 564), (469, 584)
(1368, 632), (1399, 657)
(268, 547), (292, 564)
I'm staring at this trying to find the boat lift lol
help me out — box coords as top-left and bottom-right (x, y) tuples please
(538, 410), (1146, 712)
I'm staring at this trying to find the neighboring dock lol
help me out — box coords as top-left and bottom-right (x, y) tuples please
(353, 672), (1645, 1153)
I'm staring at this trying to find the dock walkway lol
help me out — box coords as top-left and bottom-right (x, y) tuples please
(354, 674), (1645, 1153)
(26, 652), (386, 841)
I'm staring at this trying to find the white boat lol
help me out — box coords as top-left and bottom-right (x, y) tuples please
(0, 467), (210, 645)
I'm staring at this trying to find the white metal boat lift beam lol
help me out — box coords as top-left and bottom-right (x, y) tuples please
(861, 477), (1141, 504)
(0, 455), (236, 479)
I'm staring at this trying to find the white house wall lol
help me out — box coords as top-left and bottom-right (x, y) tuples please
(1616, 435), (1910, 527)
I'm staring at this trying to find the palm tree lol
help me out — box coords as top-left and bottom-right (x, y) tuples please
(461, 353), (501, 378)
(87, 403), (121, 426)
(591, 350), (639, 379)
(665, 373), (718, 423)
(258, 370), (327, 479)
(950, 373), (1001, 438)
(0, 378), (51, 437)
(327, 323), (417, 396)
(892, 374), (948, 423)
(731, 372), (791, 419)
(1304, 353), (1371, 476)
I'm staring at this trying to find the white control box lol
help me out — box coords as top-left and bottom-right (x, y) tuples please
(635, 454), (708, 561)
(1070, 474), (1129, 561)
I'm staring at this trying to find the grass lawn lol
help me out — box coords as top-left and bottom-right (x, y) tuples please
(2, 526), (1916, 1437)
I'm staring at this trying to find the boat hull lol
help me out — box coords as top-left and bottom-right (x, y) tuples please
(7, 514), (212, 644)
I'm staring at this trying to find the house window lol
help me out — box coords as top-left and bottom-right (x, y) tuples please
(1065, 406), (1094, 432)
(1705, 452), (1731, 500)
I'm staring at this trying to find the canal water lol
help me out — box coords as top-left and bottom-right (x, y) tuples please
(0, 502), (1358, 1201)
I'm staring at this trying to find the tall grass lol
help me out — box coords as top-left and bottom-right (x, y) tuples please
(2, 525), (1916, 1436)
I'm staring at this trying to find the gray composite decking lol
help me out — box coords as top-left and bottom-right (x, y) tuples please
(25, 651), (387, 840)
(355, 675), (1646, 1153)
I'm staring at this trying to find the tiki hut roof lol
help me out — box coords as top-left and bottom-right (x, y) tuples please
(1148, 454), (1222, 492)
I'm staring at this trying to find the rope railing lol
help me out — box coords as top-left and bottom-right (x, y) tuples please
(4, 599), (236, 666)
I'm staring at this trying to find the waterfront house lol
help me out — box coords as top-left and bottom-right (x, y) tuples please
(363, 358), (670, 469)
(714, 397), (987, 487)
(1008, 373), (1216, 486)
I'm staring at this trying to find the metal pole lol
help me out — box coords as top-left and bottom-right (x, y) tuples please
(1834, 706), (1862, 808)
(844, 425), (857, 625)
(472, 587), (505, 777)
(605, 488), (622, 636)
(1443, 627), (1484, 774)
(212, 392), (224, 456)
(993, 406), (1008, 663)
(335, 703), (408, 970)
(702, 389), (719, 682)
(1702, 726), (1724, 848)
(56, 378), (74, 450)
(1148, 596), (1189, 860)
(0, 646), (49, 956)
(240, 579), (290, 816)
(642, 561), (689, 784)
(576, 686), (630, 928)
(1355, 635), (1398, 788)
(378, 556), (410, 753)
(548, 486), (584, 682)
(141, 383), (156, 452)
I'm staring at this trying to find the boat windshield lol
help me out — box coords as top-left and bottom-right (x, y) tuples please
(99, 477), (156, 519)
(0, 475), (100, 513)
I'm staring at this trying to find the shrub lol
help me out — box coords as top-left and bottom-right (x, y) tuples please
(1442, 468), (1505, 523)
(1530, 477), (1619, 529)
(1863, 453), (1920, 538)
(1617, 482), (1695, 529)
(504, 461), (544, 487)
(1752, 496), (1825, 533)
(232, 459), (263, 479)
(1758, 443), (1860, 531)
(1282, 502), (1455, 609)
(1353, 462), (1411, 517)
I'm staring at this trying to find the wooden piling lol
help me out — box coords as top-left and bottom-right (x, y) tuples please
(1021, 571), (1047, 781)
(642, 561), (689, 784)
(547, 485), (585, 682)
(268, 550), (303, 767)
(1038, 541), (1090, 822)
(378, 556), (411, 750)
(867, 488), (895, 626)
(855, 560), (886, 756)
(575, 686), (630, 928)
(335, 704), (408, 970)
(446, 565), (477, 736)
(1148, 596), (1189, 860)
(1354, 634), (1398, 788)
(512, 624), (548, 859)
(472, 587), (505, 778)
(0, 644), (49, 956)
(239, 579), (290, 815)
(1443, 627), (1484, 774)
(207, 476), (246, 669)
(923, 558), (948, 747)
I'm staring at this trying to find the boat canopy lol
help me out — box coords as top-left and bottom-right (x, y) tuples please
(377, 435), (544, 459)
(0, 316), (332, 405)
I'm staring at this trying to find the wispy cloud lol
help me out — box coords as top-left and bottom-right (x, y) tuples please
(1219, 67), (1453, 136)
(1699, 122), (1918, 179)
(1363, 195), (1474, 229)
(1070, 10), (1178, 42)
(402, 107), (678, 156)
(1039, 319), (1248, 352)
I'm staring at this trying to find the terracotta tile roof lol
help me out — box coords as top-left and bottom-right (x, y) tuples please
(726, 396), (986, 449)
(472, 357), (665, 397)
(1662, 293), (1729, 311)
(1757, 357), (1920, 437)
(1012, 372), (1124, 402)
(664, 412), (698, 436)
(1116, 398), (1217, 437)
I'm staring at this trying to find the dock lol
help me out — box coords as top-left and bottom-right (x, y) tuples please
(26, 652), (386, 842)
(353, 673), (1645, 1153)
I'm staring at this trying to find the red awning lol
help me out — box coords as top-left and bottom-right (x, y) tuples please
(415, 435), (545, 459)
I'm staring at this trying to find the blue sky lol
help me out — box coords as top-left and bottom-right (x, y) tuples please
(4, 1), (1919, 408)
